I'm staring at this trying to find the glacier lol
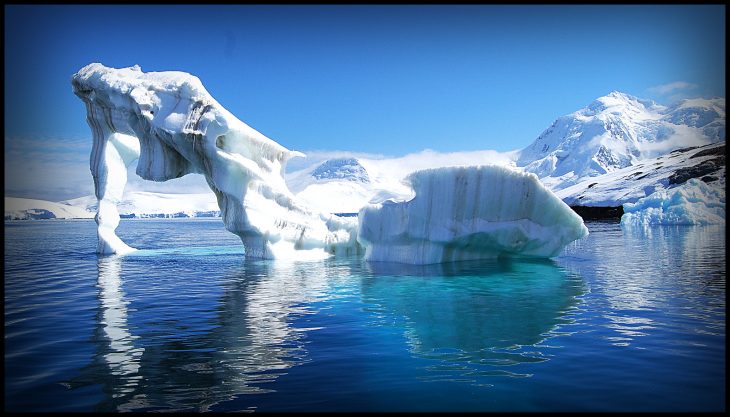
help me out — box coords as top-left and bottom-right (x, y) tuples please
(621, 178), (725, 226)
(72, 63), (587, 263)
(358, 166), (589, 263)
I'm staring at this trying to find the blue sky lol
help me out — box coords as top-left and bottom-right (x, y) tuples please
(4, 5), (726, 200)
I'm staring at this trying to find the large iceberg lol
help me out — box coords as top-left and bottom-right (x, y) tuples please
(358, 166), (589, 263)
(72, 63), (587, 263)
(621, 178), (726, 226)
(72, 63), (358, 258)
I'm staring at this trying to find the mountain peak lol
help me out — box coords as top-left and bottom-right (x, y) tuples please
(311, 158), (370, 183)
(517, 90), (724, 190)
(585, 91), (656, 115)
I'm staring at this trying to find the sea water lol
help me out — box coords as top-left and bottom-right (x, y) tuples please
(4, 219), (725, 412)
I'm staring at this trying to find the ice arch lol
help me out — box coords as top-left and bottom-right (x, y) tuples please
(72, 63), (359, 258)
(72, 63), (588, 263)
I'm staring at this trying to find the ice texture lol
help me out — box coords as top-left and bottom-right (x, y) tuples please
(357, 165), (589, 264)
(72, 63), (587, 263)
(621, 178), (726, 226)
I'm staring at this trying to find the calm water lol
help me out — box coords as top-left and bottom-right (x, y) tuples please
(4, 219), (725, 412)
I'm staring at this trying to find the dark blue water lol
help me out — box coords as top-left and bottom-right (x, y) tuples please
(4, 219), (725, 412)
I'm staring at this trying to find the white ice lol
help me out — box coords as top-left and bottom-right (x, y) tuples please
(357, 165), (589, 264)
(72, 63), (359, 258)
(621, 178), (726, 226)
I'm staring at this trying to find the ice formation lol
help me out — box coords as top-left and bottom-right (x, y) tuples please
(621, 178), (726, 226)
(72, 63), (358, 258)
(358, 166), (589, 264)
(72, 63), (587, 263)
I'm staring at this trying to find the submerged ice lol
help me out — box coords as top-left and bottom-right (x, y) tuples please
(73, 63), (587, 263)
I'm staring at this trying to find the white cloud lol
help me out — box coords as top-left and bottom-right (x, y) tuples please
(648, 81), (698, 95)
(635, 125), (712, 158)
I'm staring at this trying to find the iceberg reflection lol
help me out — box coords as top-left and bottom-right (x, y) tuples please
(361, 259), (585, 381)
(68, 254), (338, 411)
(96, 256), (145, 397)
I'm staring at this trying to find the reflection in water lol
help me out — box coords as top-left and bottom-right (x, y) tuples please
(567, 224), (726, 347)
(68, 254), (340, 412)
(96, 257), (145, 396)
(361, 259), (586, 382)
(6, 220), (724, 412)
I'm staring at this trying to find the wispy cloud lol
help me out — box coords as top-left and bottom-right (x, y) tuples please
(648, 81), (698, 95)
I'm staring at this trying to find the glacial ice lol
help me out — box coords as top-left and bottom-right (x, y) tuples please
(72, 63), (588, 263)
(621, 178), (726, 226)
(358, 166), (589, 264)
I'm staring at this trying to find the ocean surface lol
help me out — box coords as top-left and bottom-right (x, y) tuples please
(4, 219), (726, 412)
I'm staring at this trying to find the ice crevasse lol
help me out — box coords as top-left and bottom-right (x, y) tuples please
(72, 63), (588, 264)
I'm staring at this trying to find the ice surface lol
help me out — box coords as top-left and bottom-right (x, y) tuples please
(357, 165), (589, 264)
(621, 178), (726, 226)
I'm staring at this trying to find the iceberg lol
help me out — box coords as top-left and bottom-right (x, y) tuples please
(72, 63), (358, 258)
(72, 63), (587, 263)
(358, 166), (589, 264)
(621, 178), (726, 226)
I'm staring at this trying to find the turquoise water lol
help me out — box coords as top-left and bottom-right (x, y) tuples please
(4, 219), (725, 412)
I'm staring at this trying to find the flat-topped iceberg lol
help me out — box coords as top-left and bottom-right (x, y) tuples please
(358, 166), (589, 264)
(72, 63), (587, 263)
(621, 178), (725, 226)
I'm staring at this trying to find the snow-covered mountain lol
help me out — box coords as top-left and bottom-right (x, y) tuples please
(556, 141), (725, 207)
(5, 197), (95, 220)
(517, 92), (725, 191)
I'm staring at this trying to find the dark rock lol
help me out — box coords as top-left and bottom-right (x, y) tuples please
(570, 205), (624, 220)
(690, 144), (725, 159)
(671, 146), (699, 154)
(668, 156), (725, 185)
